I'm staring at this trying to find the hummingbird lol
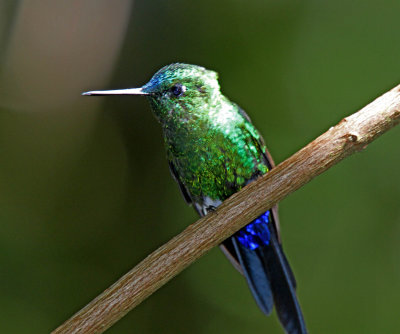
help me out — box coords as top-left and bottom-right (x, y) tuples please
(83, 63), (307, 334)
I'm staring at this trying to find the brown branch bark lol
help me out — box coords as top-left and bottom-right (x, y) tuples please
(52, 84), (400, 334)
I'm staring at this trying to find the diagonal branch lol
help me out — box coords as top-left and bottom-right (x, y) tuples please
(52, 84), (400, 334)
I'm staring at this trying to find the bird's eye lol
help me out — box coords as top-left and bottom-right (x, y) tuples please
(171, 84), (186, 97)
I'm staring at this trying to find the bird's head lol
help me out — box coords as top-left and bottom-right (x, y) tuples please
(83, 63), (222, 125)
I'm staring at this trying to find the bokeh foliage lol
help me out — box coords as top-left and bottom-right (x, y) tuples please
(1, 1), (400, 333)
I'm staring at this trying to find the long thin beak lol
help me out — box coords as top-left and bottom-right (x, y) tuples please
(82, 88), (149, 96)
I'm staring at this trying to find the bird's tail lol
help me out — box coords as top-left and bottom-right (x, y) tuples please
(230, 221), (307, 334)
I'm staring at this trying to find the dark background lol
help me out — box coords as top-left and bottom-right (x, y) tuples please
(1, 1), (400, 333)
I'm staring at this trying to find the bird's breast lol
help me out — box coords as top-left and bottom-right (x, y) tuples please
(165, 122), (266, 202)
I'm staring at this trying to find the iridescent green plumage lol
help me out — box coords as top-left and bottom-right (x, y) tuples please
(142, 64), (269, 203)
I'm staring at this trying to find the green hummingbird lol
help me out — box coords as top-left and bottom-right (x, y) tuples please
(83, 63), (307, 334)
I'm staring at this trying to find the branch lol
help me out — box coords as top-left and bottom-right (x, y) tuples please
(52, 84), (400, 334)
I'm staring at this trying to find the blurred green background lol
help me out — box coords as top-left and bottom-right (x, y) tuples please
(1, 1), (400, 333)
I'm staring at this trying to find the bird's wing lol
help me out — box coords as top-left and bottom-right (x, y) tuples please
(168, 159), (192, 205)
(238, 107), (282, 241)
(220, 107), (291, 278)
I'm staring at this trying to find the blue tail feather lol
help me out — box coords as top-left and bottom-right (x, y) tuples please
(231, 237), (274, 315)
(231, 211), (307, 334)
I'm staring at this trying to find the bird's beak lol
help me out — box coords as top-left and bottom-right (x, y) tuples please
(82, 87), (150, 96)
